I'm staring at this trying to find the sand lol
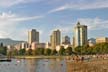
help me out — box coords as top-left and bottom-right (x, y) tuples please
(66, 59), (108, 72)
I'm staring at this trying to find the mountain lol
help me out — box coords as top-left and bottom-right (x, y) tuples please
(0, 38), (25, 46)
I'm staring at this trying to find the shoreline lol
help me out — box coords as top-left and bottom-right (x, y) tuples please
(15, 56), (72, 59)
(13, 55), (108, 62)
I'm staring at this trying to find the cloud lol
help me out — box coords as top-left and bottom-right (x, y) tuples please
(77, 17), (108, 30)
(0, 12), (43, 40)
(53, 17), (108, 36)
(59, 27), (72, 34)
(0, 31), (9, 38)
(11, 16), (43, 21)
(0, 0), (42, 7)
(0, 12), (43, 22)
(48, 4), (68, 14)
(48, 0), (108, 13)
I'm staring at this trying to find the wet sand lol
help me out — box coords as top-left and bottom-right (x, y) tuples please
(67, 59), (108, 72)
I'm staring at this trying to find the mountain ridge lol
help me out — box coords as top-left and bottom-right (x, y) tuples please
(0, 38), (25, 46)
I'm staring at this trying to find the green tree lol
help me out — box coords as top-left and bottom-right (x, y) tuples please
(74, 43), (108, 55)
(38, 48), (44, 55)
(11, 49), (18, 56)
(74, 46), (82, 55)
(59, 46), (65, 55)
(44, 48), (51, 55)
(32, 49), (38, 55)
(65, 47), (73, 55)
(0, 46), (7, 55)
(51, 49), (57, 55)
(18, 48), (26, 55)
(26, 48), (33, 55)
(0, 43), (3, 47)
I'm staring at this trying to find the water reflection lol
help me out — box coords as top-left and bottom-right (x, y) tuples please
(26, 59), (37, 72)
(0, 58), (66, 72)
(49, 58), (66, 72)
(0, 57), (107, 72)
(25, 58), (66, 72)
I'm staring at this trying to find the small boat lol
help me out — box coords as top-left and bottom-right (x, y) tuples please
(0, 55), (12, 62)
(0, 59), (11, 62)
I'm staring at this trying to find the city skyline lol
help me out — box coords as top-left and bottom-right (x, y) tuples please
(0, 0), (108, 42)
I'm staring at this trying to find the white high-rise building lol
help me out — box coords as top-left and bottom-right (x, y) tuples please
(73, 22), (88, 47)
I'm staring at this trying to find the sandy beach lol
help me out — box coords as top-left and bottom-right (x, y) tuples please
(67, 58), (108, 72)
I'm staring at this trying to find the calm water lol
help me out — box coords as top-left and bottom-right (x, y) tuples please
(0, 58), (68, 72)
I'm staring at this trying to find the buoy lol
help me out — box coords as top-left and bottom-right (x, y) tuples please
(17, 60), (20, 63)
(61, 64), (63, 66)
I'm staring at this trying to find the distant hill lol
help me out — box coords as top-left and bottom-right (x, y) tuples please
(0, 38), (25, 46)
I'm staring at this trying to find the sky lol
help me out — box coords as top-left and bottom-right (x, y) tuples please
(0, 0), (108, 43)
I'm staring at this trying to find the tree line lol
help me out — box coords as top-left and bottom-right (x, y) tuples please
(8, 46), (73, 56)
(75, 42), (108, 55)
(2, 42), (108, 56)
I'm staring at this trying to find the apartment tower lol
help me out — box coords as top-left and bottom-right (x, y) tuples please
(28, 29), (39, 44)
(50, 29), (61, 49)
(73, 22), (88, 47)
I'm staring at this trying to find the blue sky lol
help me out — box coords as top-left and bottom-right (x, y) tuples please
(0, 0), (108, 43)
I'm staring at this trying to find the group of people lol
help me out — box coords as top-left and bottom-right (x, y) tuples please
(66, 54), (108, 62)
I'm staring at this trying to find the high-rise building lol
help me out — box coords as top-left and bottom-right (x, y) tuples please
(28, 29), (39, 44)
(73, 22), (88, 47)
(50, 29), (61, 49)
(62, 36), (70, 45)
